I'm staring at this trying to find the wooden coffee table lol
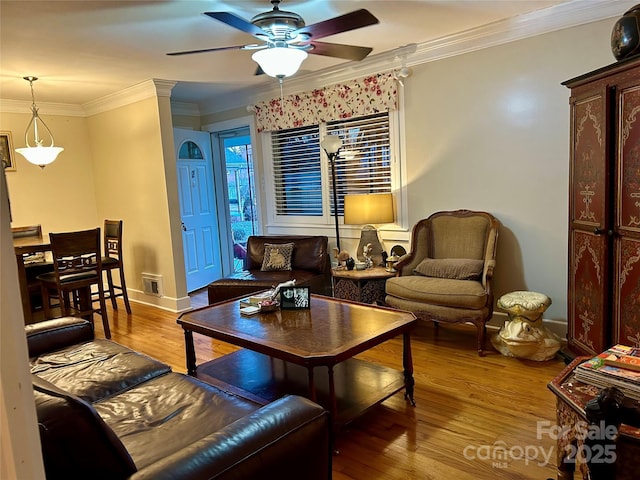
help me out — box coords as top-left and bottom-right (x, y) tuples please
(177, 295), (417, 430)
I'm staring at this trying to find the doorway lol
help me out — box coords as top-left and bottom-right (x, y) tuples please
(216, 127), (259, 273)
(174, 129), (223, 293)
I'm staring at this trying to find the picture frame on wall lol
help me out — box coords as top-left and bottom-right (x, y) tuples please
(0, 131), (16, 172)
(280, 286), (310, 310)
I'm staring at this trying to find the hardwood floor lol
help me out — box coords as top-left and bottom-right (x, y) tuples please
(92, 293), (566, 480)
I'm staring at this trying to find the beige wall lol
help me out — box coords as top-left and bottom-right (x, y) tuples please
(400, 19), (614, 322)
(87, 96), (185, 307)
(2, 111), (98, 233)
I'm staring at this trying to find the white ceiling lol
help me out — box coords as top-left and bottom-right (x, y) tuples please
(0, 0), (630, 108)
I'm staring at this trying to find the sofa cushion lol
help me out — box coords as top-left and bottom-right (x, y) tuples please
(261, 243), (294, 271)
(94, 373), (262, 470)
(414, 258), (484, 280)
(385, 275), (487, 309)
(30, 339), (171, 402)
(33, 375), (137, 479)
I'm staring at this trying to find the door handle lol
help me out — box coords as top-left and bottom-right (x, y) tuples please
(181, 222), (187, 232)
(593, 227), (615, 236)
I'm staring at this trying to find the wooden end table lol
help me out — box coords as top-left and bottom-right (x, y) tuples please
(547, 357), (640, 480)
(331, 266), (396, 304)
(177, 295), (417, 434)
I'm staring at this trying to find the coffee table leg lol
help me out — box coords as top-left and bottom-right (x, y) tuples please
(184, 330), (197, 375)
(307, 367), (317, 402)
(403, 331), (416, 406)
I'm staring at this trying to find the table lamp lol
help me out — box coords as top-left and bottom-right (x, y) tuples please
(343, 193), (394, 267)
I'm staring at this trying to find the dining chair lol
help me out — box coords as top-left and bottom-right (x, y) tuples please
(12, 224), (54, 313)
(37, 228), (111, 338)
(99, 219), (131, 314)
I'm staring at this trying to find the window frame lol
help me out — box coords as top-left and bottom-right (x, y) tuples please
(262, 107), (408, 236)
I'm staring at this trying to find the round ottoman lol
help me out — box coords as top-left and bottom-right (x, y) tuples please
(491, 291), (561, 361)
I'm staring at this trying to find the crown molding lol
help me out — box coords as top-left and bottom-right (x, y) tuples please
(198, 0), (632, 115)
(1, 79), (177, 117)
(410, 0), (636, 65)
(170, 101), (201, 117)
(83, 79), (176, 116)
(0, 99), (85, 117)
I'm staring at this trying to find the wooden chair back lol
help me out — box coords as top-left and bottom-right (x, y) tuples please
(50, 228), (102, 281)
(104, 220), (123, 262)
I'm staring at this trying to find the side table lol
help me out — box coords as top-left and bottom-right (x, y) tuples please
(547, 357), (640, 480)
(331, 266), (396, 304)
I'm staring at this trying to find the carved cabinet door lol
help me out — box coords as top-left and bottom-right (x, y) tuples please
(567, 83), (611, 355)
(613, 78), (640, 347)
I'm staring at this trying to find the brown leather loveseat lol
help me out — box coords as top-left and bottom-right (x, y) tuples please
(28, 317), (331, 479)
(207, 235), (331, 305)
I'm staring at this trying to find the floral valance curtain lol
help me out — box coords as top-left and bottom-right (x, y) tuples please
(251, 72), (398, 132)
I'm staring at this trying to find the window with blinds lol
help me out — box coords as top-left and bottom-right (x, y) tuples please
(271, 112), (391, 218)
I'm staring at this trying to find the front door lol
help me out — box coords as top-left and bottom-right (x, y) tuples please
(174, 129), (222, 293)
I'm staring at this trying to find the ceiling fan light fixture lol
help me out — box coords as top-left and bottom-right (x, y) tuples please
(251, 47), (308, 78)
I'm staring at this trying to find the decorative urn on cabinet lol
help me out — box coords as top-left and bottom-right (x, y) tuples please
(611, 4), (640, 60)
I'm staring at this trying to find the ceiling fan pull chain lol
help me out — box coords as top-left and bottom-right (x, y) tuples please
(279, 77), (284, 106)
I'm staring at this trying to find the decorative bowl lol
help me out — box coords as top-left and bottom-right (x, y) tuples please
(355, 262), (366, 270)
(259, 300), (280, 312)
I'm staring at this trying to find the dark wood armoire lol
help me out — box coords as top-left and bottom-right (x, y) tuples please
(564, 55), (640, 356)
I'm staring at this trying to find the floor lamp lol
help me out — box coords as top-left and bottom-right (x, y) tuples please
(321, 135), (343, 251)
(343, 193), (395, 267)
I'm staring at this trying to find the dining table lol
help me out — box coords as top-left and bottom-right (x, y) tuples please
(13, 235), (51, 324)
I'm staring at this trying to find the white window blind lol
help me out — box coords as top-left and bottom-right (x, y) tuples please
(272, 124), (322, 216)
(271, 112), (391, 218)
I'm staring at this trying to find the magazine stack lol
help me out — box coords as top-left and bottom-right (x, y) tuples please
(575, 344), (640, 401)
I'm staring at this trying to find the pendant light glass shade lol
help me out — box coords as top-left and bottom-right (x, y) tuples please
(14, 76), (63, 169)
(251, 47), (308, 78)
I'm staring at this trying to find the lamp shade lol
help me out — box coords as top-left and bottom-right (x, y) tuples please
(344, 193), (394, 225)
(15, 146), (63, 167)
(251, 47), (308, 78)
(320, 134), (342, 154)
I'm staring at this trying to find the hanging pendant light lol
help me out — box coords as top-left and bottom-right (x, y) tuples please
(15, 76), (63, 169)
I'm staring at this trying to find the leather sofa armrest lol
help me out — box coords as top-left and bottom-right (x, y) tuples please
(130, 395), (331, 480)
(25, 317), (94, 358)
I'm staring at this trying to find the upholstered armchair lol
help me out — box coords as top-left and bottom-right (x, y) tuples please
(385, 210), (499, 355)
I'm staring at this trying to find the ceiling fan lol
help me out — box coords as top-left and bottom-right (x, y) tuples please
(167, 0), (379, 79)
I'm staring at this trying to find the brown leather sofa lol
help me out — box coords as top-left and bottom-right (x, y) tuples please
(207, 235), (332, 305)
(28, 317), (331, 479)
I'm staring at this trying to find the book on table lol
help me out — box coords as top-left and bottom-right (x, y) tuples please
(575, 344), (640, 400)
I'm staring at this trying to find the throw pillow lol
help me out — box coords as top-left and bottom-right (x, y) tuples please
(414, 258), (484, 280)
(261, 243), (295, 271)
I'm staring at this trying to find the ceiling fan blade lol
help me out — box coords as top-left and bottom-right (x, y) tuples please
(309, 41), (373, 61)
(204, 11), (267, 38)
(295, 9), (378, 40)
(167, 45), (248, 56)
